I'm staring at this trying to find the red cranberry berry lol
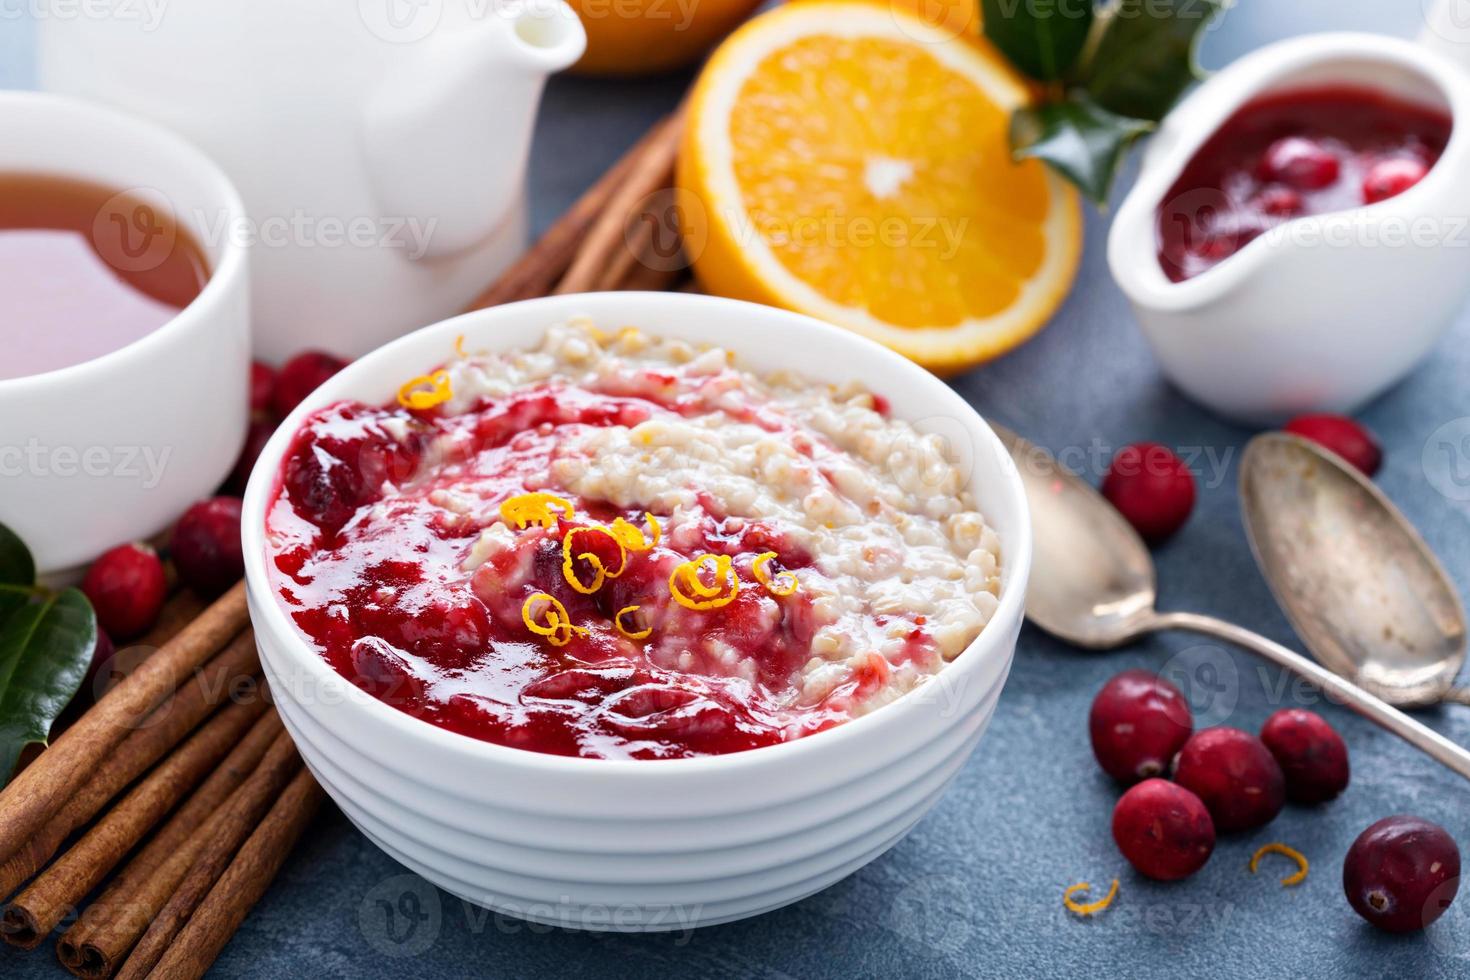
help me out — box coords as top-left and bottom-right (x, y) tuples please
(271, 350), (348, 418)
(1112, 779), (1216, 881)
(282, 405), (424, 534)
(1257, 136), (1341, 190)
(1256, 186), (1303, 217)
(1260, 708), (1351, 804)
(1362, 157), (1430, 205)
(1173, 727), (1286, 833)
(249, 361), (276, 417)
(1283, 414), (1382, 477)
(1344, 816), (1461, 933)
(225, 417), (277, 496)
(1101, 442), (1196, 543)
(171, 497), (244, 595)
(81, 543), (167, 640)
(1089, 669), (1194, 784)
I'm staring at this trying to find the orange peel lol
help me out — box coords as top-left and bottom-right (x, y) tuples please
(1250, 843), (1309, 887)
(1062, 879), (1119, 917)
(561, 525), (628, 594)
(610, 513), (661, 552)
(520, 592), (586, 647)
(614, 605), (652, 640)
(499, 492), (574, 530)
(751, 551), (799, 596)
(397, 369), (452, 411)
(669, 554), (740, 610)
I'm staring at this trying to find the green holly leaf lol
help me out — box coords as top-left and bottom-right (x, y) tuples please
(0, 522), (34, 589)
(0, 522), (35, 636)
(1012, 93), (1153, 204)
(0, 588), (96, 784)
(981, 0), (1095, 82)
(1077, 0), (1224, 122)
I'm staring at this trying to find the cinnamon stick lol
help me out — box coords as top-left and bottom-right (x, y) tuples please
(554, 109), (685, 296)
(463, 115), (673, 310)
(587, 147), (680, 292)
(0, 582), (248, 869)
(133, 767), (323, 980)
(104, 591), (209, 692)
(57, 709), (285, 979)
(0, 629), (259, 901)
(115, 731), (306, 980)
(1, 691), (270, 949)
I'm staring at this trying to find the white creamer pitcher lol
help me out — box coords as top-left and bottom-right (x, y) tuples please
(1108, 33), (1470, 425)
(37, 1), (585, 360)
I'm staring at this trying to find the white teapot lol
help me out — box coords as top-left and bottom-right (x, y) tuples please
(38, 0), (585, 360)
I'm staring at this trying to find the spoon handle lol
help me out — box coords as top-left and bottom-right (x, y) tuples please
(1153, 611), (1470, 781)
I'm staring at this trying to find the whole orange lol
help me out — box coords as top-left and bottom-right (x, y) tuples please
(569, 0), (765, 75)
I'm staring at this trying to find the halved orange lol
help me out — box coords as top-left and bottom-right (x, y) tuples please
(678, 2), (1082, 373)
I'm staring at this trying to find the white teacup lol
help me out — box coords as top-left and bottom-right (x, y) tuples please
(0, 93), (251, 580)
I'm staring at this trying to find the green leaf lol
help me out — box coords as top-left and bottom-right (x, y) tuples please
(0, 589), (96, 784)
(981, 0), (1095, 82)
(1012, 93), (1153, 204)
(0, 521), (35, 589)
(1077, 0), (1224, 121)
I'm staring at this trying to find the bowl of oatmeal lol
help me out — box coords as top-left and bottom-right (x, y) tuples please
(242, 292), (1030, 930)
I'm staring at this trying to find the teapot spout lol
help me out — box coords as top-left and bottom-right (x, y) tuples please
(360, 1), (586, 260)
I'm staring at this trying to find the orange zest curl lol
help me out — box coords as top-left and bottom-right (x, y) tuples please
(1063, 879), (1119, 917)
(520, 592), (586, 647)
(614, 605), (652, 640)
(751, 551), (799, 597)
(1250, 843), (1309, 887)
(610, 513), (661, 552)
(499, 492), (574, 530)
(561, 525), (628, 595)
(397, 370), (453, 411)
(454, 334), (468, 359)
(669, 554), (740, 610)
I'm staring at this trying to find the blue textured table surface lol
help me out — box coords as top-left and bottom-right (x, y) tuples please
(5, 3), (1470, 977)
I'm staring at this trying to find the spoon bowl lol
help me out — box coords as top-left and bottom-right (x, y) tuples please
(993, 425), (1157, 647)
(1240, 432), (1469, 707)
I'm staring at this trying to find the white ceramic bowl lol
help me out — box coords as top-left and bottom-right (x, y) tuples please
(0, 92), (250, 579)
(1108, 33), (1470, 425)
(241, 293), (1030, 931)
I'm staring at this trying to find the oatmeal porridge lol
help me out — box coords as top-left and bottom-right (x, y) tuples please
(265, 319), (1002, 759)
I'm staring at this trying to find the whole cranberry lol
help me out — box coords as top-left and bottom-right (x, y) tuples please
(1260, 708), (1351, 804)
(249, 361), (276, 417)
(225, 417), (277, 496)
(271, 351), (348, 418)
(1283, 414), (1382, 477)
(1362, 157), (1430, 205)
(1173, 727), (1286, 833)
(1112, 779), (1216, 881)
(1257, 136), (1341, 190)
(81, 543), (167, 640)
(1089, 669), (1194, 784)
(1344, 816), (1461, 933)
(171, 497), (244, 595)
(1101, 442), (1196, 543)
(1256, 186), (1303, 217)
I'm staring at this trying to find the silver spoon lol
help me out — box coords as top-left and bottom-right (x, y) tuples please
(1240, 432), (1470, 708)
(994, 424), (1470, 781)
